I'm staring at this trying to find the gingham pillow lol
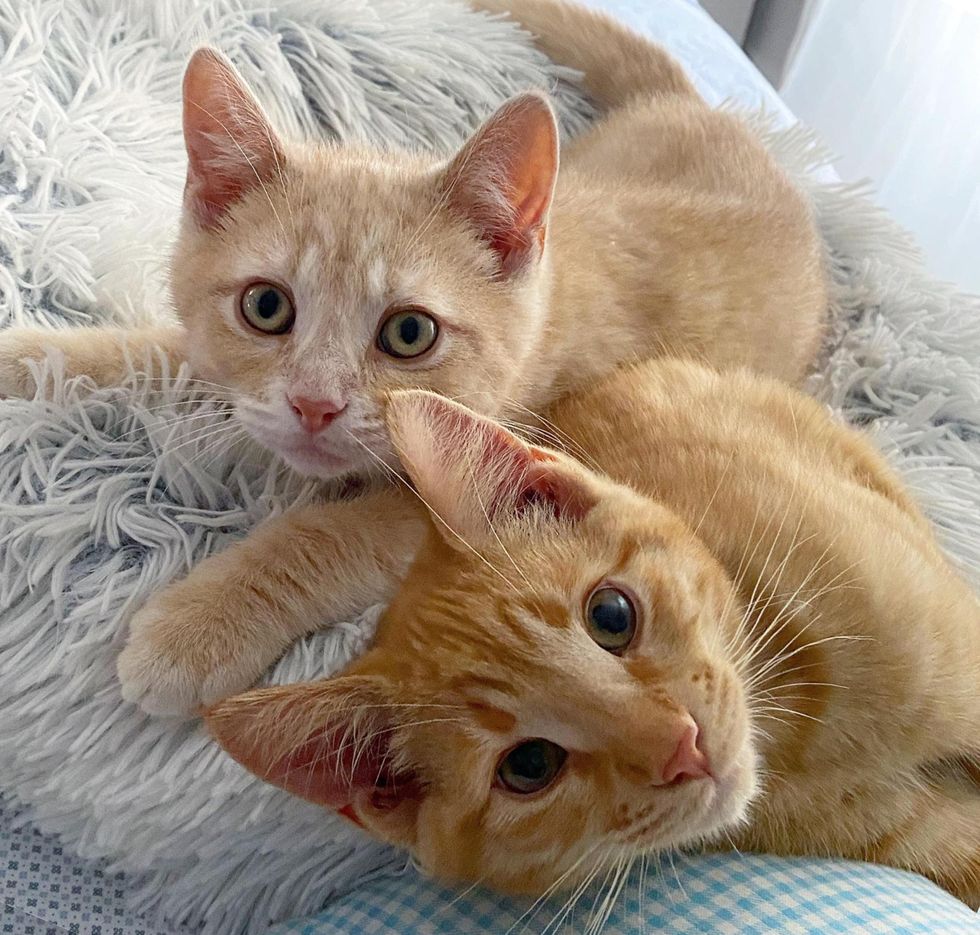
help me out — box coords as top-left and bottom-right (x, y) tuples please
(268, 854), (980, 935)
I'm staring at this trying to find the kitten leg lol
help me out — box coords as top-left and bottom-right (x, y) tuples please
(0, 324), (188, 397)
(116, 487), (427, 717)
(867, 774), (980, 909)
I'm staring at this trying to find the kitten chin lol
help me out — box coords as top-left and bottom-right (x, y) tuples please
(278, 445), (359, 480)
(696, 743), (759, 841)
(271, 439), (390, 482)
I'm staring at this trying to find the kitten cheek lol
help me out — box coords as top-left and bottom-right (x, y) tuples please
(182, 324), (228, 382)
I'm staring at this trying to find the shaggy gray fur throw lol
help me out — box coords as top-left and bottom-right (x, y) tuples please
(1, 1), (978, 934)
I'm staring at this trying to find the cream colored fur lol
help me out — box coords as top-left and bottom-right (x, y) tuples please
(0, 0), (825, 712)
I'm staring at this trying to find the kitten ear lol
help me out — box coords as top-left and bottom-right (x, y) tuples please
(206, 676), (423, 845)
(386, 390), (594, 548)
(182, 48), (285, 229)
(442, 92), (559, 278)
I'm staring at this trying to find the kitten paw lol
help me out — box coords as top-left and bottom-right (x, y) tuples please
(117, 630), (207, 718)
(117, 593), (275, 718)
(0, 329), (48, 398)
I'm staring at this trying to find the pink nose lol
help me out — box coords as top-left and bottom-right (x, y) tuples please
(660, 721), (711, 785)
(288, 395), (346, 434)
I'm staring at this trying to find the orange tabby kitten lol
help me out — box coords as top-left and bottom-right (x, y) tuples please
(209, 360), (980, 907)
(0, 0), (825, 713)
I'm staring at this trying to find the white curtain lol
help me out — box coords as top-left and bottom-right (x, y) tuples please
(780, 0), (980, 293)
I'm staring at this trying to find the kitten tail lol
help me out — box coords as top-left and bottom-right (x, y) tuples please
(470, 0), (698, 109)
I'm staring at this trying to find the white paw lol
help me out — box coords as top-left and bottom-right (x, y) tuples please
(0, 337), (42, 399)
(117, 631), (206, 718)
(117, 599), (265, 718)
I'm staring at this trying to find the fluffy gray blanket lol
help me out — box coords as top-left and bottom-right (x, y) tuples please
(1, 1), (978, 933)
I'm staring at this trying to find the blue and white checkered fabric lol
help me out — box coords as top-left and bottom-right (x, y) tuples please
(268, 853), (980, 935)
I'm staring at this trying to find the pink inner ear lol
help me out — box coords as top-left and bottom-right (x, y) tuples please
(510, 457), (594, 523)
(266, 723), (417, 812)
(470, 420), (593, 524)
(182, 49), (283, 229)
(388, 391), (595, 548)
(444, 93), (558, 278)
(184, 160), (252, 229)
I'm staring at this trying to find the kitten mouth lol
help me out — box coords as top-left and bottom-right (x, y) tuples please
(279, 439), (354, 477)
(698, 757), (756, 834)
(622, 757), (753, 849)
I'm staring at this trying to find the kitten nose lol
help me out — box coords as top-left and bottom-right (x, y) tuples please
(288, 395), (346, 434)
(660, 720), (711, 785)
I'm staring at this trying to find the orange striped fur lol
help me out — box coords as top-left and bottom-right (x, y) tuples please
(209, 359), (980, 906)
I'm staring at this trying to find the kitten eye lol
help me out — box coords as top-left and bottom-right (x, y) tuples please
(497, 739), (567, 795)
(586, 586), (637, 652)
(377, 307), (439, 359)
(240, 282), (295, 335)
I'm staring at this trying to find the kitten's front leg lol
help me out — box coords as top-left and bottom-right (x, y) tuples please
(117, 487), (427, 717)
(0, 324), (187, 397)
(868, 771), (980, 909)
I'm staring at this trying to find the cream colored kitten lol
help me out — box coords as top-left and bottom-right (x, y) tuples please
(209, 360), (980, 908)
(0, 0), (826, 712)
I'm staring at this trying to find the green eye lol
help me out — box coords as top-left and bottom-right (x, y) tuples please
(497, 739), (567, 795)
(240, 282), (295, 335)
(378, 307), (439, 359)
(586, 586), (637, 652)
